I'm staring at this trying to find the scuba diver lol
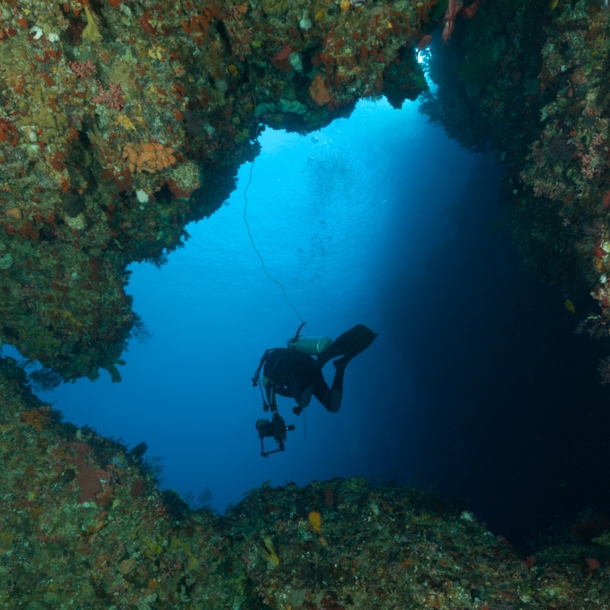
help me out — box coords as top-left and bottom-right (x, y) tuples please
(252, 323), (377, 456)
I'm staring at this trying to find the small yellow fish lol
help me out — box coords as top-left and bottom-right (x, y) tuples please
(564, 299), (575, 314)
(314, 8), (326, 22)
(259, 537), (279, 566)
(549, 0), (559, 10)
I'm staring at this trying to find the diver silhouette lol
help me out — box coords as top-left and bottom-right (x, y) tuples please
(253, 324), (378, 415)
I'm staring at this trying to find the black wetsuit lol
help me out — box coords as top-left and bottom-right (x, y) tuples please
(262, 324), (377, 413)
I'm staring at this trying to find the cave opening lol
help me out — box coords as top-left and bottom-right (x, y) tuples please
(4, 94), (609, 549)
(9, 96), (484, 512)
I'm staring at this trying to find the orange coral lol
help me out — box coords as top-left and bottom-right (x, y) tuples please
(122, 142), (178, 173)
(309, 74), (331, 106)
(20, 408), (51, 432)
(6, 207), (22, 220)
(0, 117), (18, 145)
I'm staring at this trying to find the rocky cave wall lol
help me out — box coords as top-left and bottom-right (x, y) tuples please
(419, 0), (610, 379)
(0, 0), (432, 383)
(1, 361), (609, 608)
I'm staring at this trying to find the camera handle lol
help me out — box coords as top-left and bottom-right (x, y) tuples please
(260, 437), (283, 458)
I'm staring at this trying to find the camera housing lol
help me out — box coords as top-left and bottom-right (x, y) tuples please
(256, 413), (295, 457)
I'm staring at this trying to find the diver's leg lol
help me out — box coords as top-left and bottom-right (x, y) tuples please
(312, 370), (343, 413)
(316, 324), (378, 368)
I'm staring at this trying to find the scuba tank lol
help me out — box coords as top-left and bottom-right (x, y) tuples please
(287, 322), (332, 355)
(289, 336), (332, 355)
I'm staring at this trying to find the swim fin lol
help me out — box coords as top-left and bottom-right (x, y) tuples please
(317, 324), (377, 368)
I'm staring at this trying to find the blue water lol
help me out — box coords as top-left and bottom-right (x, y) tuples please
(23, 98), (475, 512)
(7, 95), (610, 547)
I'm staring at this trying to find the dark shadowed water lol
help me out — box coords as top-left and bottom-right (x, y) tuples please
(5, 96), (610, 549)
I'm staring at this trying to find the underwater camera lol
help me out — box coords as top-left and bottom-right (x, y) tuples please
(256, 413), (295, 457)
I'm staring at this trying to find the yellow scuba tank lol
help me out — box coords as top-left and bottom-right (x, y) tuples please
(287, 322), (332, 355)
